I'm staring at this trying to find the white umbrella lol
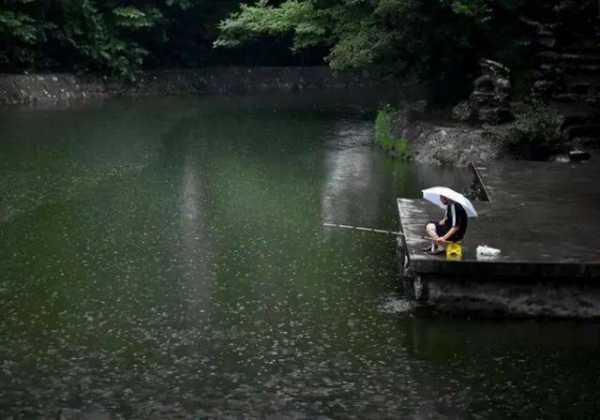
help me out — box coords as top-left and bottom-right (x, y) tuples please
(422, 186), (478, 218)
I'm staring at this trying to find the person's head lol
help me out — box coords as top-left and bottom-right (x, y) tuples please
(440, 195), (452, 205)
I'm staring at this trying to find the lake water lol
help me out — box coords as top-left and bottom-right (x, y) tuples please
(1, 93), (600, 419)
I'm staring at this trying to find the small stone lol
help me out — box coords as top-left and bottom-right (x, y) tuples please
(569, 149), (591, 162)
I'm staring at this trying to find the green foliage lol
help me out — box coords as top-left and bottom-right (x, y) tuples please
(513, 103), (562, 145)
(445, 0), (492, 19)
(0, 0), (243, 77)
(216, 0), (478, 71)
(214, 0), (327, 50)
(375, 107), (393, 146)
(0, 2), (50, 68)
(0, 10), (39, 44)
(375, 106), (410, 160)
(0, 0), (533, 85)
(113, 7), (163, 29)
(55, 1), (152, 80)
(216, 0), (533, 96)
(508, 102), (563, 159)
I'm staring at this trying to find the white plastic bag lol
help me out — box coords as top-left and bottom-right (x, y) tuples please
(477, 245), (501, 258)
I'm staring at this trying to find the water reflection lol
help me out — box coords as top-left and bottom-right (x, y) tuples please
(321, 121), (382, 228)
(179, 153), (214, 318)
(320, 117), (474, 234)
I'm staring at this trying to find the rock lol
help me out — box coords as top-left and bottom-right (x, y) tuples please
(452, 59), (514, 125)
(569, 149), (591, 161)
(393, 99), (429, 126)
(474, 74), (494, 91)
(481, 59), (510, 77)
(496, 77), (511, 91)
(479, 107), (514, 125)
(409, 99), (429, 114)
(539, 35), (557, 49)
(415, 125), (505, 166)
(530, 0), (600, 109)
(532, 80), (556, 98)
(452, 100), (475, 122)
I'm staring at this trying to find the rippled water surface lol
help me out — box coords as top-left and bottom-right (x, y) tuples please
(2, 93), (600, 419)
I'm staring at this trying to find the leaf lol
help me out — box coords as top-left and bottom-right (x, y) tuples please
(113, 7), (163, 29)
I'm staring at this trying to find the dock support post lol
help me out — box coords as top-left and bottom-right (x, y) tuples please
(413, 275), (428, 302)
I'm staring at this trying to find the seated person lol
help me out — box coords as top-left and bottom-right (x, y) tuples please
(425, 195), (468, 254)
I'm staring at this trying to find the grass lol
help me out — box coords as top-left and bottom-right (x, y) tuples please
(374, 106), (410, 160)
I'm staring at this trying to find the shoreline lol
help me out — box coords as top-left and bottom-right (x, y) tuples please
(1, 68), (596, 168)
(0, 67), (405, 106)
(388, 102), (598, 167)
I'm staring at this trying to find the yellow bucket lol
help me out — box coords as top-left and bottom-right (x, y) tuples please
(446, 242), (463, 260)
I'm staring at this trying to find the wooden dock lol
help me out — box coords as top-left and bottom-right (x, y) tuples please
(397, 157), (600, 317)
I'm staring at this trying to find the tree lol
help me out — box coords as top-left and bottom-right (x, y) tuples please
(216, 0), (529, 100)
(0, 1), (51, 70)
(0, 0), (244, 77)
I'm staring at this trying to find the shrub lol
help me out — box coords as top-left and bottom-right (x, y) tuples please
(374, 106), (410, 160)
(508, 102), (563, 160)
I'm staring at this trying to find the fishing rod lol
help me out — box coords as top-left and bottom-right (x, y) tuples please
(322, 222), (405, 237)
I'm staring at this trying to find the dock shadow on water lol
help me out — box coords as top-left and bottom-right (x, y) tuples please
(1, 93), (600, 419)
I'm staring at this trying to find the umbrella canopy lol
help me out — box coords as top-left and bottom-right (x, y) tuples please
(422, 186), (478, 218)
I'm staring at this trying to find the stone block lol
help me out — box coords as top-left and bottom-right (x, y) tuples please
(452, 101), (475, 122)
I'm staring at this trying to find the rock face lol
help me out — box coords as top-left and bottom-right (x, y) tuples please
(525, 0), (600, 144)
(452, 59), (514, 125)
(409, 125), (503, 167)
(390, 106), (508, 167)
(528, 2), (600, 108)
(444, 0), (600, 160)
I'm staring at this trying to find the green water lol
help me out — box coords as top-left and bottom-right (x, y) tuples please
(1, 94), (600, 419)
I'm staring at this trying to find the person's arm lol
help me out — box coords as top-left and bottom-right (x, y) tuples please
(436, 226), (459, 244)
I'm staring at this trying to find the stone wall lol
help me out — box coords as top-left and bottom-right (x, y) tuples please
(0, 73), (107, 105)
(527, 1), (600, 108)
(0, 67), (397, 106)
(524, 1), (600, 145)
